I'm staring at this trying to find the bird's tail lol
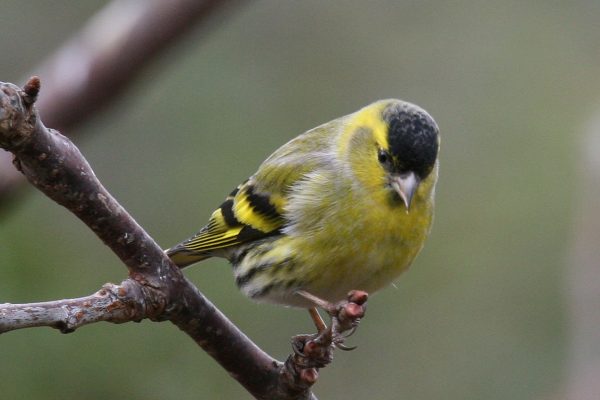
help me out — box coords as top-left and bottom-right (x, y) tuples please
(165, 244), (211, 268)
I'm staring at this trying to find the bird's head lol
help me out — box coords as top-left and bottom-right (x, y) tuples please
(341, 99), (440, 210)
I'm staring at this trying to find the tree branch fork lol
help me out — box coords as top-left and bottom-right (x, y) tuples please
(0, 78), (367, 400)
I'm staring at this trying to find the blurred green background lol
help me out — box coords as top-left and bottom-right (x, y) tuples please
(2, 1), (599, 399)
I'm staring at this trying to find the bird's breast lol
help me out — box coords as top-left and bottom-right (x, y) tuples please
(285, 186), (434, 300)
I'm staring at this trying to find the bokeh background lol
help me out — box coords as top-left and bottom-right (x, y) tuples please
(2, 1), (600, 399)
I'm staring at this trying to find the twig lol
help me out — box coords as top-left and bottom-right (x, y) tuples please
(0, 280), (145, 334)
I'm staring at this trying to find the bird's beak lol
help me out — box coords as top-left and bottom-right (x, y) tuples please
(390, 172), (419, 211)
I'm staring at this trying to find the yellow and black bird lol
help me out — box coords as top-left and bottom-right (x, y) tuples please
(167, 99), (439, 313)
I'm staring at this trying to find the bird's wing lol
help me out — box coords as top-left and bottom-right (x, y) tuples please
(166, 122), (335, 267)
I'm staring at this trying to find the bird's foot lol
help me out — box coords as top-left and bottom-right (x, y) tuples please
(291, 333), (334, 368)
(290, 290), (368, 369)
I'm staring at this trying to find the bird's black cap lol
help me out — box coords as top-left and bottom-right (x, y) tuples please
(383, 102), (439, 179)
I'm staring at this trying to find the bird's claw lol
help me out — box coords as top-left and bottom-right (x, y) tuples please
(341, 325), (358, 338)
(334, 342), (357, 351)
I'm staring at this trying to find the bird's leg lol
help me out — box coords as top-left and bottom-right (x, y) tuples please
(308, 307), (327, 333)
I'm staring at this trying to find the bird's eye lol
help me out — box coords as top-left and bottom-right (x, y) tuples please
(378, 150), (390, 165)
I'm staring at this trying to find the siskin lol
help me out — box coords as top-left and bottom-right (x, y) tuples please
(167, 99), (439, 312)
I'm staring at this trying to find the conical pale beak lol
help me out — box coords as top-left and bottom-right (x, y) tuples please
(390, 172), (419, 211)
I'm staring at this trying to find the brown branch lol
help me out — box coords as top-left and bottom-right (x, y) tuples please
(0, 77), (341, 399)
(0, 0), (248, 208)
(0, 280), (146, 334)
